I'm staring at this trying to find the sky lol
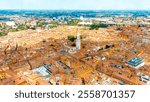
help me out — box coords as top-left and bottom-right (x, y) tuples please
(0, 0), (150, 10)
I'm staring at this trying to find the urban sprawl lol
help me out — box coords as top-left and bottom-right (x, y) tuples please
(0, 11), (150, 85)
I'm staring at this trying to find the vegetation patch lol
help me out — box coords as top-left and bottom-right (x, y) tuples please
(89, 23), (109, 30)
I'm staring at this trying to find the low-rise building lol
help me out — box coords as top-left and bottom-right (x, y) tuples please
(127, 57), (145, 69)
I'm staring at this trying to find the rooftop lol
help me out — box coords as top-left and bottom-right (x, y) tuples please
(32, 64), (51, 77)
(127, 57), (144, 69)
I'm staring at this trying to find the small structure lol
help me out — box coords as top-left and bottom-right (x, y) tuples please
(78, 21), (92, 26)
(127, 57), (145, 69)
(32, 64), (51, 77)
(68, 47), (77, 54)
(139, 73), (150, 85)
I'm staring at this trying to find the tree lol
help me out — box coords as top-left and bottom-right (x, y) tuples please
(37, 22), (48, 27)
(0, 32), (7, 37)
(67, 35), (76, 42)
(67, 19), (78, 26)
(17, 24), (28, 30)
(50, 21), (58, 25)
(89, 23), (109, 30)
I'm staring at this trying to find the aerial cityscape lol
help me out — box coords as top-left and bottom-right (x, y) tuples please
(0, 0), (150, 85)
(0, 10), (150, 85)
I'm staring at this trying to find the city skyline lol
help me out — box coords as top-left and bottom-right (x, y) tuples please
(0, 0), (150, 10)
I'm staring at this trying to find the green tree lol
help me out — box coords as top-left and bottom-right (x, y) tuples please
(37, 22), (48, 27)
(89, 23), (109, 30)
(67, 35), (76, 42)
(67, 20), (78, 26)
(0, 32), (7, 36)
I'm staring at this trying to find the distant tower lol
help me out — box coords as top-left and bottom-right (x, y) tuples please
(76, 31), (81, 50)
(80, 16), (84, 20)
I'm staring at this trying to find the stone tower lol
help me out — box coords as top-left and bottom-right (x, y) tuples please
(76, 31), (81, 50)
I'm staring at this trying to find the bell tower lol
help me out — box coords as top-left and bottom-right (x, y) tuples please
(76, 31), (81, 50)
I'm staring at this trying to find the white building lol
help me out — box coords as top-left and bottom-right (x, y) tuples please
(5, 21), (16, 28)
(78, 21), (92, 25)
(139, 73), (150, 85)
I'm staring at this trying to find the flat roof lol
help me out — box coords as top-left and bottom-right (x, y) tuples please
(127, 57), (144, 67)
(32, 65), (51, 77)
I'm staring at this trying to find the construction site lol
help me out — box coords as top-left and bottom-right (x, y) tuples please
(0, 25), (150, 85)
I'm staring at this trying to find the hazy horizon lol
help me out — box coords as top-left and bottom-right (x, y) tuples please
(0, 0), (150, 10)
(0, 9), (150, 11)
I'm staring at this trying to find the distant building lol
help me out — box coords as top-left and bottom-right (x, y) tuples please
(78, 21), (92, 25)
(30, 21), (37, 27)
(142, 37), (150, 44)
(80, 16), (84, 20)
(78, 16), (92, 25)
(127, 57), (145, 69)
(5, 21), (16, 28)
